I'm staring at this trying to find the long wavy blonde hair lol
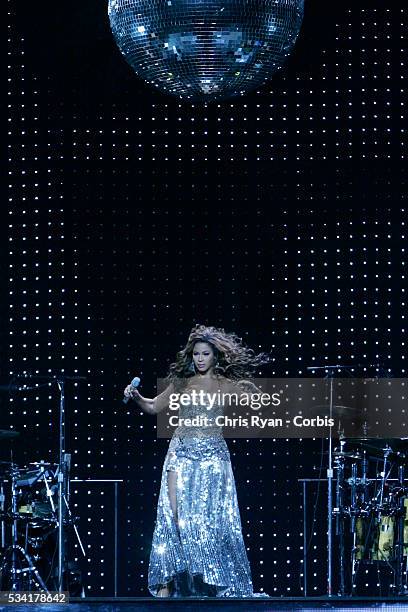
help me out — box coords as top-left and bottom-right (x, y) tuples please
(166, 324), (271, 389)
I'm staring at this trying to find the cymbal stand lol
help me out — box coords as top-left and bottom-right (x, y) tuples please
(334, 442), (346, 595)
(306, 364), (346, 597)
(327, 371), (334, 596)
(350, 461), (358, 594)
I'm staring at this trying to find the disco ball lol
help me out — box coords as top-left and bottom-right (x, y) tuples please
(108, 0), (304, 101)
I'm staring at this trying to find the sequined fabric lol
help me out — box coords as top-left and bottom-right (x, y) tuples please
(148, 399), (254, 597)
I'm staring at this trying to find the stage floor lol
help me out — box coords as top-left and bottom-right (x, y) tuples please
(3, 597), (408, 611)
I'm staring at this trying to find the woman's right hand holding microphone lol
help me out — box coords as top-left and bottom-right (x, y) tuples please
(123, 376), (141, 404)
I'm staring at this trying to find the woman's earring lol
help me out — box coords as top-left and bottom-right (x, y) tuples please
(189, 360), (195, 373)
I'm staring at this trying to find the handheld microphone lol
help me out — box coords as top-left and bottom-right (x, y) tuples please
(123, 376), (141, 404)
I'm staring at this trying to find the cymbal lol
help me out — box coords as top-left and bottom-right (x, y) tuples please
(348, 438), (408, 449)
(333, 450), (362, 460)
(310, 405), (359, 417)
(347, 438), (408, 459)
(0, 430), (20, 440)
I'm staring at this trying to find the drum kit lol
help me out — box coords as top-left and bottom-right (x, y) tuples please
(333, 436), (408, 595)
(305, 364), (408, 596)
(0, 429), (84, 592)
(0, 372), (87, 593)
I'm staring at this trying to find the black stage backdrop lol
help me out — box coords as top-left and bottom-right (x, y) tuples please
(3, 0), (408, 598)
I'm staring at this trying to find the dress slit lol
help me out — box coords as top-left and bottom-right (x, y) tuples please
(166, 469), (179, 529)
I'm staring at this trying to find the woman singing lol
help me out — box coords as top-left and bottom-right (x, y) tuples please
(123, 324), (270, 598)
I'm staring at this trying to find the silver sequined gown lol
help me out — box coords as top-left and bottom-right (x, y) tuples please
(148, 397), (254, 597)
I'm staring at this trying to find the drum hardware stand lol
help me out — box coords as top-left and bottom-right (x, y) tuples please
(350, 449), (369, 595)
(378, 446), (392, 514)
(0, 545), (48, 592)
(349, 461), (359, 594)
(62, 494), (86, 558)
(405, 486), (408, 594)
(41, 469), (57, 515)
(396, 465), (405, 594)
(361, 450), (368, 506)
(0, 482), (5, 549)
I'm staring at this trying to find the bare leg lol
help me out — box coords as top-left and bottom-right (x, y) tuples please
(157, 584), (170, 597)
(167, 470), (179, 528)
(156, 471), (178, 598)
